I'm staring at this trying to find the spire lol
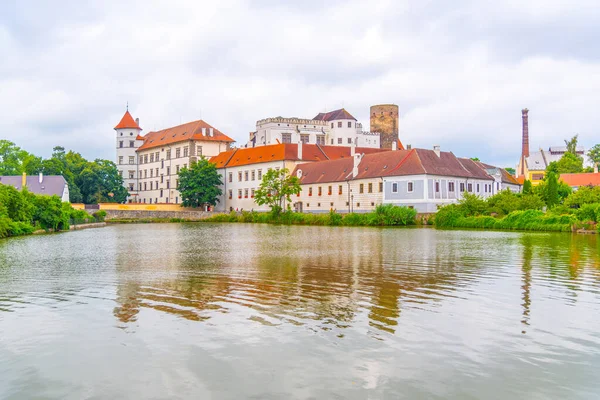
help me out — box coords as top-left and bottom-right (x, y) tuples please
(114, 110), (141, 130)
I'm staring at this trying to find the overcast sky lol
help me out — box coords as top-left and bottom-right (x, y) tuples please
(1, 0), (599, 168)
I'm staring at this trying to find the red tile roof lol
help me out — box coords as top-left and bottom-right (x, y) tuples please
(560, 173), (600, 187)
(114, 111), (141, 130)
(313, 108), (357, 121)
(137, 120), (234, 151)
(455, 157), (495, 180)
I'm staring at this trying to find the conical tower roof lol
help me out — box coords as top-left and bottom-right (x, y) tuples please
(114, 110), (141, 130)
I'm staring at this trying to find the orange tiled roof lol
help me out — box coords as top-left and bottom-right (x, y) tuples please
(137, 120), (234, 152)
(114, 111), (141, 130)
(560, 173), (600, 187)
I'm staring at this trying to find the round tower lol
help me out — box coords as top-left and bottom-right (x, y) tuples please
(370, 104), (399, 149)
(114, 109), (143, 202)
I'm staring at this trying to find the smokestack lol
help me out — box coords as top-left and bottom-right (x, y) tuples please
(39, 172), (43, 184)
(522, 108), (529, 158)
(350, 141), (356, 157)
(135, 118), (140, 127)
(298, 141), (303, 160)
(21, 172), (26, 188)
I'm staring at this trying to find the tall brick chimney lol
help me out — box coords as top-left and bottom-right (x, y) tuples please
(522, 108), (529, 158)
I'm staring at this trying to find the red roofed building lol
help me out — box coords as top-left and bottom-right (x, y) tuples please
(114, 108), (234, 204)
(560, 173), (600, 189)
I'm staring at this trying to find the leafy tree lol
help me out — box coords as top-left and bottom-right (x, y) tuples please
(0, 140), (43, 175)
(178, 158), (223, 208)
(564, 186), (600, 208)
(470, 157), (480, 162)
(564, 134), (579, 155)
(504, 167), (516, 176)
(254, 168), (301, 214)
(588, 144), (600, 169)
(522, 179), (532, 194)
(544, 171), (559, 208)
(549, 152), (583, 174)
(456, 192), (487, 216)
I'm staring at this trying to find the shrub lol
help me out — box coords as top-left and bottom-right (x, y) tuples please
(93, 210), (107, 221)
(575, 203), (600, 222)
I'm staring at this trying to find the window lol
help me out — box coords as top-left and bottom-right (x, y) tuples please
(309, 187), (313, 196)
(318, 187), (322, 196)
(176, 165), (180, 174)
(238, 171), (242, 181)
(166, 166), (170, 176)
(183, 164), (187, 169)
(392, 182), (398, 193)
(331, 139), (334, 145)
(183, 147), (189, 157)
(328, 186), (332, 195)
(307, 203), (310, 207)
(118, 170), (123, 177)
(119, 141), (123, 148)
(359, 184), (364, 194)
(166, 180), (170, 189)
(160, 189), (163, 197)
(460, 182), (465, 192)
(244, 189), (248, 198)
(166, 150), (171, 159)
(129, 141), (134, 148)
(238, 189), (242, 199)
(251, 188), (255, 198)
(229, 172), (233, 183)
(258, 169), (262, 180)
(197, 146), (202, 157)
(316, 136), (325, 145)
(156, 168), (158, 176)
(118, 156), (123, 164)
(532, 174), (544, 180)
(435, 182), (440, 193)
(176, 148), (181, 158)
(449, 182), (455, 192)
(155, 151), (159, 160)
(244, 171), (249, 181)
(129, 184), (134, 191)
(144, 169), (147, 178)
(144, 182), (147, 190)
(317, 203), (321, 207)
(139, 183), (142, 191)
(281, 133), (291, 144)
(331, 123), (334, 128)
(251, 170), (255, 181)
(468, 183), (473, 192)
(368, 183), (373, 193)
(348, 138), (352, 144)
(408, 181), (414, 192)
(161, 175), (164, 183)
(338, 185), (343, 195)
(150, 182), (153, 190)
(144, 155), (148, 163)
(300, 134), (309, 144)
(476, 184), (480, 192)
(129, 171), (134, 179)
(229, 190), (233, 200)
(150, 169), (153, 178)
(150, 154), (154, 163)
(161, 160), (164, 169)
(337, 121), (342, 128)
(379, 182), (383, 192)
(176, 179), (179, 188)
(139, 156), (143, 164)
(356, 202), (360, 207)
(175, 197), (178, 204)
(348, 121), (352, 128)
(337, 138), (342, 144)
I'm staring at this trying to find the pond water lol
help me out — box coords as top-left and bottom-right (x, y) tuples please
(1, 224), (599, 399)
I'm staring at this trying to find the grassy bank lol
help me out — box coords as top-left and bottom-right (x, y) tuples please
(204, 204), (418, 227)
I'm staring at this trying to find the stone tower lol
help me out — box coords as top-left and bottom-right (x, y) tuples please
(370, 104), (399, 149)
(114, 109), (143, 202)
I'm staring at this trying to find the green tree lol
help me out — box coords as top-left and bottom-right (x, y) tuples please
(470, 157), (480, 162)
(504, 167), (516, 176)
(254, 168), (301, 214)
(544, 171), (559, 208)
(0, 140), (43, 175)
(522, 179), (532, 194)
(550, 152), (583, 174)
(588, 144), (600, 170)
(178, 158), (223, 208)
(564, 134), (579, 155)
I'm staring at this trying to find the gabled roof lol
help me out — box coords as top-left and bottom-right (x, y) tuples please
(0, 175), (67, 198)
(560, 173), (600, 187)
(312, 108), (357, 121)
(210, 144), (389, 169)
(114, 111), (141, 130)
(456, 157), (495, 180)
(475, 161), (521, 185)
(294, 157), (354, 184)
(137, 120), (234, 151)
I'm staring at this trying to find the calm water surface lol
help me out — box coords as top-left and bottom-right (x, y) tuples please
(1, 224), (599, 399)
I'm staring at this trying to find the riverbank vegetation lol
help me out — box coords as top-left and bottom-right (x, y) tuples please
(204, 204), (418, 227)
(0, 184), (104, 238)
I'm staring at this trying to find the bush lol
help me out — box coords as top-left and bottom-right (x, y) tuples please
(575, 203), (600, 222)
(93, 210), (107, 221)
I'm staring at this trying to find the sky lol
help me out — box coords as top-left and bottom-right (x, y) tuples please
(1, 0), (599, 168)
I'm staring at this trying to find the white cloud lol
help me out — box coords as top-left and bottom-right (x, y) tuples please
(0, 0), (598, 168)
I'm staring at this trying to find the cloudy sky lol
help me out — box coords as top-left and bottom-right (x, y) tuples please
(1, 0), (599, 168)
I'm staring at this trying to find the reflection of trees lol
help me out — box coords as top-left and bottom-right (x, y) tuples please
(520, 236), (532, 333)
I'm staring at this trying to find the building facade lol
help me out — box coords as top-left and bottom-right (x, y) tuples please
(115, 110), (234, 203)
(244, 108), (389, 149)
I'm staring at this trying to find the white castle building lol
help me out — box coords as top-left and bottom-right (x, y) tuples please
(244, 108), (380, 149)
(114, 110), (234, 203)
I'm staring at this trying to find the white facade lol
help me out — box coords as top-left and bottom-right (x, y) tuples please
(115, 126), (143, 201)
(246, 115), (380, 149)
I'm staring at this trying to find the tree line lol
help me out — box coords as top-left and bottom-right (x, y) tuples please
(0, 140), (127, 203)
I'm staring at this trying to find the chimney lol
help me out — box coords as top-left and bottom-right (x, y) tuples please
(209, 128), (214, 137)
(352, 153), (362, 178)
(522, 108), (529, 158)
(350, 141), (356, 157)
(298, 141), (303, 160)
(595, 163), (599, 174)
(392, 141), (397, 151)
(39, 172), (43, 184)
(202, 127), (206, 136)
(433, 145), (440, 157)
(407, 144), (412, 150)
(135, 118), (140, 127)
(21, 172), (26, 188)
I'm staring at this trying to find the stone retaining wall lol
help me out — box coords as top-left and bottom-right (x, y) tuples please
(104, 209), (213, 220)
